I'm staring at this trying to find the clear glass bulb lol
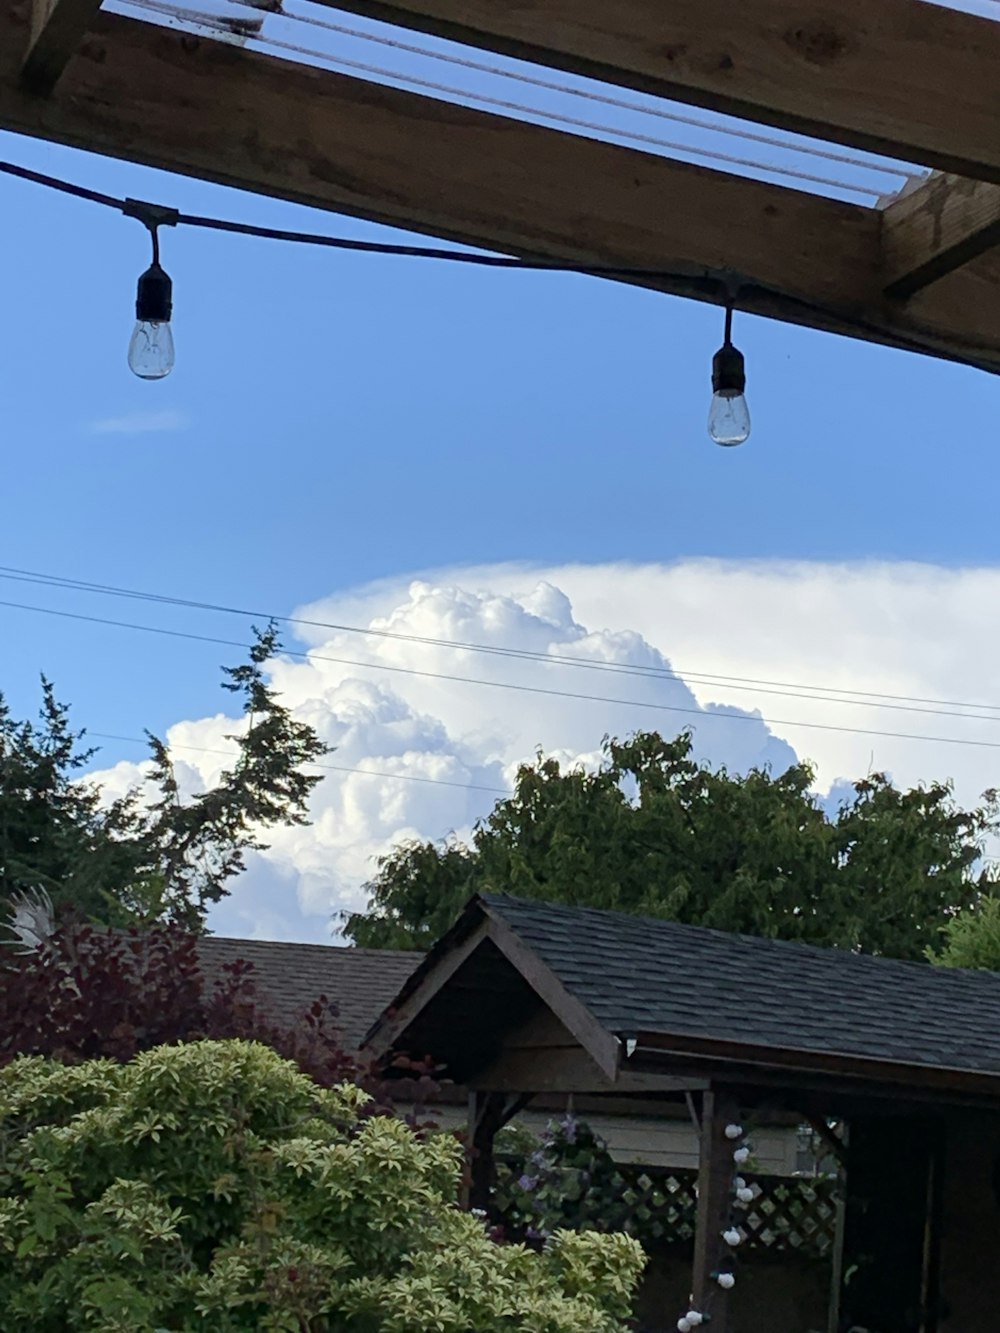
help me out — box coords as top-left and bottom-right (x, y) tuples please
(708, 388), (750, 446)
(128, 320), (175, 380)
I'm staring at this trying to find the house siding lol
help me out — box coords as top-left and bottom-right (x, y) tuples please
(424, 1102), (801, 1175)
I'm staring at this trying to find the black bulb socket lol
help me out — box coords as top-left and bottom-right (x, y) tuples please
(135, 262), (173, 323)
(711, 342), (746, 395)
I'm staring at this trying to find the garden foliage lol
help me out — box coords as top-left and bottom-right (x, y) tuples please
(0, 1041), (644, 1332)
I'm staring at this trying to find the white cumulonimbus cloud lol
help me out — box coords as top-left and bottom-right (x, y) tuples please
(88, 560), (1000, 942)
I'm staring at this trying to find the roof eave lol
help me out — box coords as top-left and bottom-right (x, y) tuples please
(630, 1029), (1000, 1105)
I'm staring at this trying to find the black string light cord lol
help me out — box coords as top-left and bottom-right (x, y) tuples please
(2, 154), (998, 376)
(0, 156), (707, 280)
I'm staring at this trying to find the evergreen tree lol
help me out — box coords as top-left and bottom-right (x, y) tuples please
(0, 624), (327, 929)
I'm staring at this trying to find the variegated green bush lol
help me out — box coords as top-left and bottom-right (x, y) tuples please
(0, 1040), (644, 1332)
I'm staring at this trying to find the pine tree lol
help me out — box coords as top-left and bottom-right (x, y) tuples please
(0, 624), (328, 929)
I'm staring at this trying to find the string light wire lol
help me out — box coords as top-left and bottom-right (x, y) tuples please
(264, 2), (915, 183)
(1, 155), (996, 373)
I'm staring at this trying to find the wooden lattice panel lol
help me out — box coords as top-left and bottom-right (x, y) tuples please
(618, 1167), (839, 1260)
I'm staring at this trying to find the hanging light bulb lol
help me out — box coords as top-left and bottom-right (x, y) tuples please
(124, 205), (176, 380)
(708, 304), (750, 446)
(129, 259), (174, 379)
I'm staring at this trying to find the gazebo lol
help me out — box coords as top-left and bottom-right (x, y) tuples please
(364, 893), (1000, 1333)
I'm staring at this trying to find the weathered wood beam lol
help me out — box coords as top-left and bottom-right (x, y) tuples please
(805, 1114), (847, 1168)
(2, 10), (1000, 372)
(324, 0), (1000, 184)
(632, 1036), (1000, 1110)
(362, 919), (489, 1056)
(21, 0), (104, 95)
(463, 1089), (529, 1211)
(690, 1088), (741, 1330)
(882, 174), (1000, 300)
(473, 1043), (708, 1094)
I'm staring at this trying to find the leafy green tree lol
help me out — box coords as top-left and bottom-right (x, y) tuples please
(0, 625), (327, 929)
(0, 1040), (644, 1332)
(935, 895), (1000, 971)
(346, 731), (999, 961)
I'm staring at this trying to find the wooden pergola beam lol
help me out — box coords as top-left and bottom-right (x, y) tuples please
(21, 0), (104, 95)
(882, 174), (1000, 300)
(2, 10), (1000, 372)
(324, 0), (1000, 183)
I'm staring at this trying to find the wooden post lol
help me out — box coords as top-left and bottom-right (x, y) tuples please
(463, 1089), (535, 1212)
(464, 1090), (503, 1213)
(826, 1123), (849, 1333)
(690, 1089), (741, 1331)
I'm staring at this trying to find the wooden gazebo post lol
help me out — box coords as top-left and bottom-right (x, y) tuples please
(464, 1089), (535, 1212)
(689, 1088), (741, 1331)
(465, 1090), (506, 1211)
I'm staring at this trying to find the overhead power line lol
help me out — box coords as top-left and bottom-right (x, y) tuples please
(2, 563), (1000, 723)
(4, 594), (1000, 753)
(89, 731), (509, 795)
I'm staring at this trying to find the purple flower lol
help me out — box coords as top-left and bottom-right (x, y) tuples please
(518, 1174), (539, 1191)
(561, 1115), (578, 1144)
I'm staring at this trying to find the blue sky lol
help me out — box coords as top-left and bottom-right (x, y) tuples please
(3, 108), (1000, 937)
(2, 129), (995, 728)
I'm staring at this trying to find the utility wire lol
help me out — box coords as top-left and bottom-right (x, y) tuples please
(89, 731), (510, 795)
(4, 595), (1000, 753)
(3, 564), (1000, 724)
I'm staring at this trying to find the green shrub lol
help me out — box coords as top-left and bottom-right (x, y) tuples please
(0, 1040), (644, 1331)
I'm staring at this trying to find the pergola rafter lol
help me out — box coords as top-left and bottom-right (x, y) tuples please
(319, 0), (1000, 183)
(19, 0), (102, 94)
(3, 0), (1000, 373)
(881, 173), (1000, 300)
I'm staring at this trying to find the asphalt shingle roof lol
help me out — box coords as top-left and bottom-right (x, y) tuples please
(480, 894), (1000, 1077)
(197, 937), (421, 1050)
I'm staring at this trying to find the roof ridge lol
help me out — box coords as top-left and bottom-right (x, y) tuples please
(204, 937), (423, 959)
